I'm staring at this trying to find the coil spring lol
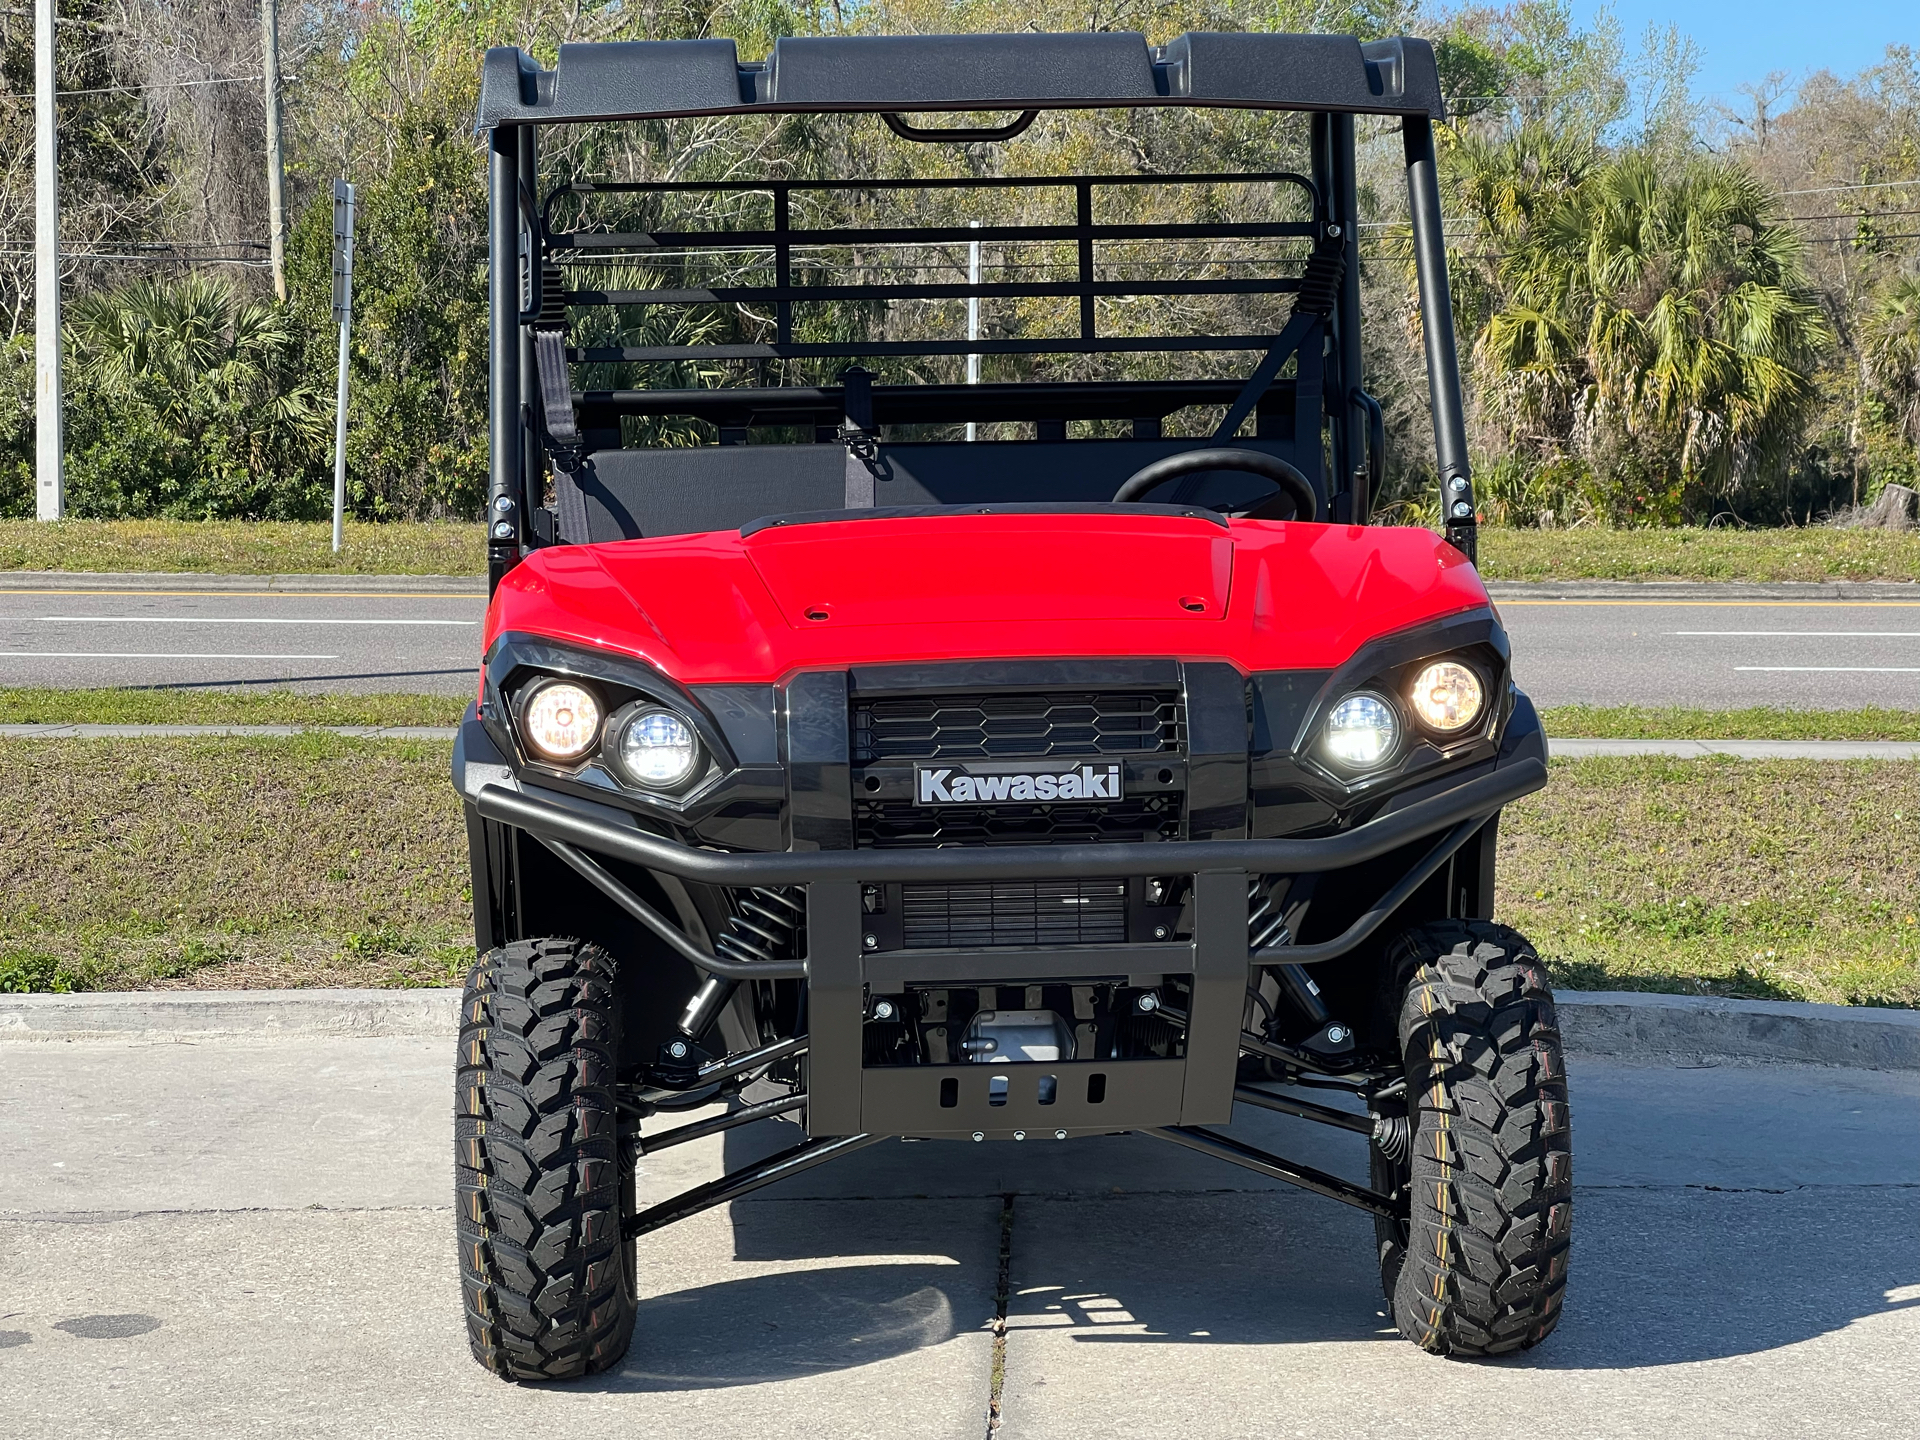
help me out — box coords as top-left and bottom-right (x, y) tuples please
(1248, 876), (1292, 951)
(715, 886), (806, 968)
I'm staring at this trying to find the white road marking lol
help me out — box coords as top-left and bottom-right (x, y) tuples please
(1733, 666), (1920, 673)
(1674, 631), (1920, 637)
(36, 616), (475, 626)
(0, 651), (340, 660)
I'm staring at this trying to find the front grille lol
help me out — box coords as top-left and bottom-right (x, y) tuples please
(855, 794), (1182, 848)
(901, 880), (1127, 949)
(853, 690), (1183, 763)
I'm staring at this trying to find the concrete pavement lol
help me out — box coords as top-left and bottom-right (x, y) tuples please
(1, 1030), (1914, 1439)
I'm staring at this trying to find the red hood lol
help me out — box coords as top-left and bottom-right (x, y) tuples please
(484, 515), (1489, 684)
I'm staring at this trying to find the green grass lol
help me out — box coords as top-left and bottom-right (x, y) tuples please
(1478, 526), (1920, 583)
(0, 688), (467, 727)
(1541, 705), (1920, 741)
(1505, 756), (1920, 1008)
(0, 519), (482, 575)
(1, 737), (1912, 1005)
(0, 735), (472, 993)
(5, 518), (1920, 582)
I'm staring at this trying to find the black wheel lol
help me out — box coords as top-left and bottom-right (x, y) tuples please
(456, 937), (637, 1380)
(1371, 920), (1571, 1356)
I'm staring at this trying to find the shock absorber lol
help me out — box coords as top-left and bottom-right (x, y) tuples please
(678, 886), (806, 1038)
(1248, 876), (1329, 1028)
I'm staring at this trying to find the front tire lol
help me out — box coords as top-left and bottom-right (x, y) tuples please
(456, 937), (637, 1379)
(1372, 920), (1572, 1356)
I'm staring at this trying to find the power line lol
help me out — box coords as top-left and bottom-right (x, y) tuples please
(1781, 178), (1920, 198)
(58, 73), (266, 98)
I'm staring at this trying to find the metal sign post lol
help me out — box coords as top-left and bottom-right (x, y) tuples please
(330, 180), (356, 553)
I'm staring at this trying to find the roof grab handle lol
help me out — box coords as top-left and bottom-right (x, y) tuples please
(880, 110), (1038, 143)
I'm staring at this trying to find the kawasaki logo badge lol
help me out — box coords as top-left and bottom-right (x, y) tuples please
(916, 763), (1123, 805)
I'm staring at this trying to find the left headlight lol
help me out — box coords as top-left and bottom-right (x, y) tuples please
(519, 680), (602, 763)
(613, 707), (701, 788)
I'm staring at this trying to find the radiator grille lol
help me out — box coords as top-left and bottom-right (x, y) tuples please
(853, 690), (1183, 763)
(855, 794), (1182, 848)
(901, 880), (1128, 949)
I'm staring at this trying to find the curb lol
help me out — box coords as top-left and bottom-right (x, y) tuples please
(1486, 579), (1920, 601)
(1555, 991), (1920, 1070)
(0, 988), (461, 1040)
(0, 724), (460, 740)
(4, 987), (1914, 1069)
(1550, 738), (1920, 760)
(0, 570), (484, 595)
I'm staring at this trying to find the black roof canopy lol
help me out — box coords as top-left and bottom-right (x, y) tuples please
(477, 32), (1444, 129)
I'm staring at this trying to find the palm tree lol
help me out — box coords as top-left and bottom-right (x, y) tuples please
(1863, 274), (1920, 448)
(66, 275), (326, 443)
(1470, 144), (1831, 521)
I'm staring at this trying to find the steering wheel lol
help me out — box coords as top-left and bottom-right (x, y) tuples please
(1112, 448), (1319, 523)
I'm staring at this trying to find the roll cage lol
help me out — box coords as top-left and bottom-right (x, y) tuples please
(476, 31), (1477, 589)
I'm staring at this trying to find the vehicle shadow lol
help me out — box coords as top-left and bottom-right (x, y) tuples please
(558, 1188), (1000, 1394)
(1005, 1185), (1920, 1369)
(591, 1262), (977, 1392)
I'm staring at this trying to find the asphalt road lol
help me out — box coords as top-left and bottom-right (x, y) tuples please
(5, 581), (1920, 710)
(1501, 597), (1920, 709)
(2, 1035), (1914, 1439)
(0, 584), (485, 695)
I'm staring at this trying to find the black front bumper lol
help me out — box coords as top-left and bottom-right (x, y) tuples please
(465, 754), (1545, 1140)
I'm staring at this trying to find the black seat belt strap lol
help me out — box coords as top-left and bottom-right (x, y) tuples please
(532, 328), (591, 543)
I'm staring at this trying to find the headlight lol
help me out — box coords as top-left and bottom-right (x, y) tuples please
(1408, 660), (1485, 734)
(615, 708), (700, 787)
(520, 680), (602, 763)
(1324, 693), (1397, 768)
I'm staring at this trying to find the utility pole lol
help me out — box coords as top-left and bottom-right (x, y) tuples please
(34, 0), (63, 521)
(966, 220), (980, 441)
(330, 180), (355, 552)
(261, 0), (287, 301)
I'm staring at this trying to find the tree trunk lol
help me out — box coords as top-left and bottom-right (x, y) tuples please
(1860, 483), (1920, 530)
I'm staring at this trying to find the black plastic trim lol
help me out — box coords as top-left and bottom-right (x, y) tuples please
(477, 34), (1446, 129)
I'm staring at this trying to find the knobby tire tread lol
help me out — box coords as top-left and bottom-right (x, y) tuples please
(456, 937), (637, 1380)
(1375, 919), (1572, 1357)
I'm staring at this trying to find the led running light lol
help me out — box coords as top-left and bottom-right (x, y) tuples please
(1324, 693), (1397, 768)
(1408, 660), (1485, 734)
(617, 708), (700, 787)
(520, 681), (601, 762)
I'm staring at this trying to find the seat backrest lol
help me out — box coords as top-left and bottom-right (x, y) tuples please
(568, 438), (1320, 542)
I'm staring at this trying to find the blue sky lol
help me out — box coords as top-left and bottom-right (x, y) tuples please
(1572, 0), (1914, 104)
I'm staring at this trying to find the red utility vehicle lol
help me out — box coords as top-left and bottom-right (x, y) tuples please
(455, 30), (1566, 1381)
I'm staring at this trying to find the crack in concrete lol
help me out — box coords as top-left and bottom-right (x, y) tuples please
(985, 1193), (1014, 1438)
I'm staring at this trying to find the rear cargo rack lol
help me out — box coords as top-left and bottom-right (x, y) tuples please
(544, 171), (1320, 363)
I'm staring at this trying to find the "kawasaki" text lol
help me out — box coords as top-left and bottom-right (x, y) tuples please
(916, 764), (1122, 804)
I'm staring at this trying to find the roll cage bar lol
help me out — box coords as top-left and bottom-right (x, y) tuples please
(478, 32), (1476, 587)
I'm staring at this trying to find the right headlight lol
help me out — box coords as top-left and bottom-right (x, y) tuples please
(1324, 692), (1398, 768)
(613, 707), (701, 788)
(1407, 660), (1486, 734)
